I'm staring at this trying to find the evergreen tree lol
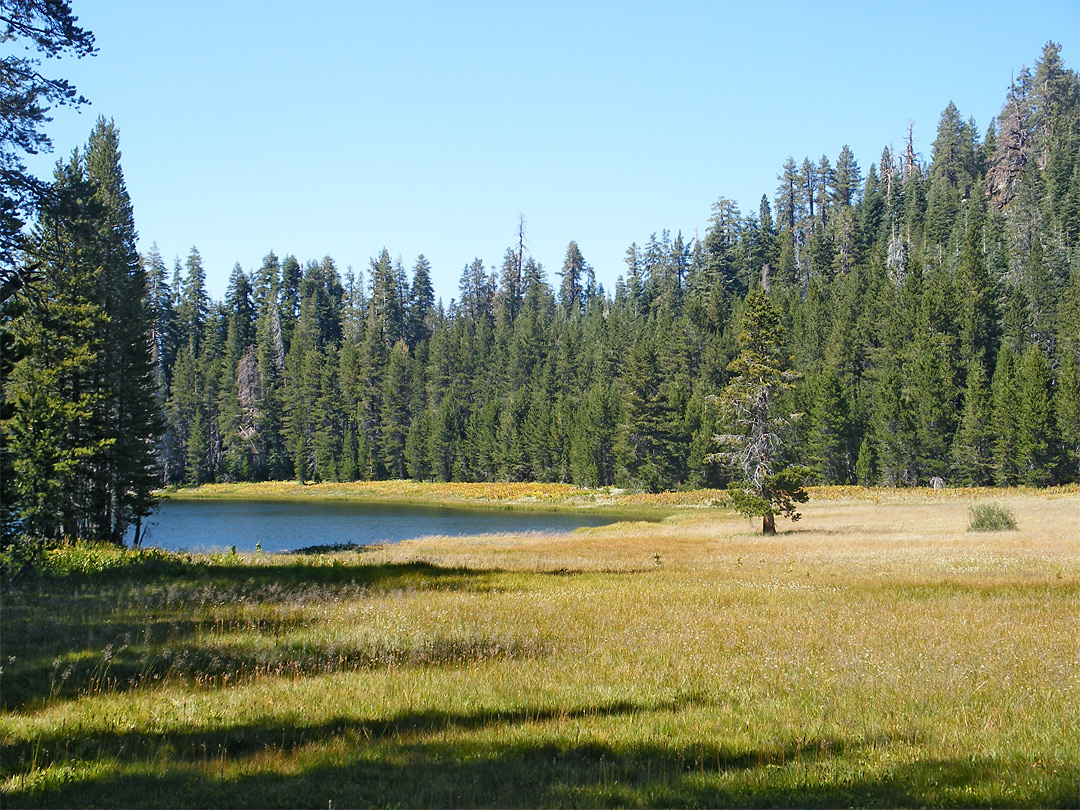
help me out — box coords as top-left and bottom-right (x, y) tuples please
(219, 265), (258, 479)
(911, 262), (960, 482)
(4, 120), (162, 545)
(253, 257), (288, 479)
(569, 383), (619, 486)
(1015, 343), (1058, 484)
(82, 118), (162, 542)
(142, 243), (178, 395)
(310, 350), (341, 482)
(950, 357), (995, 485)
(2, 156), (108, 543)
(1055, 351), (1080, 481)
(991, 348), (1021, 486)
(380, 339), (411, 479)
(703, 197), (746, 297)
(805, 369), (852, 483)
(557, 241), (588, 316)
(617, 330), (688, 492)
(832, 145), (862, 208)
(407, 255), (435, 348)
(708, 290), (808, 533)
(279, 254), (302, 343)
(369, 249), (405, 345)
(955, 195), (999, 370)
(177, 247), (209, 356)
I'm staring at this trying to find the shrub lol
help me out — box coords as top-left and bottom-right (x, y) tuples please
(968, 502), (1018, 532)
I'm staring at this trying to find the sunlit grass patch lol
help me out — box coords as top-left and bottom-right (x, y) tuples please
(2, 490), (1078, 807)
(164, 480), (603, 507)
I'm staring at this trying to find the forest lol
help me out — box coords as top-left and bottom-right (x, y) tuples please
(3, 36), (1080, 546)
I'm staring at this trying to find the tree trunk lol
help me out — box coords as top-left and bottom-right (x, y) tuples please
(762, 513), (776, 535)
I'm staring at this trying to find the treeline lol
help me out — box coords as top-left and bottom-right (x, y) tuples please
(147, 43), (1080, 492)
(3, 43), (1079, 552)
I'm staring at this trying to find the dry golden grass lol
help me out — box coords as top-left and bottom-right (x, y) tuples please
(362, 489), (1080, 576)
(165, 480), (604, 507)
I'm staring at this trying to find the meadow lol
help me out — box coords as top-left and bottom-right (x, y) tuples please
(1, 486), (1078, 808)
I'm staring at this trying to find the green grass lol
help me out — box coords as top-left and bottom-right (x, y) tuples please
(967, 501), (1019, 531)
(2, 492), (1078, 808)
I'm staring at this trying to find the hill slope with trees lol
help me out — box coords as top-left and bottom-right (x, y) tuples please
(4, 42), (1079, 552)
(144, 43), (1078, 493)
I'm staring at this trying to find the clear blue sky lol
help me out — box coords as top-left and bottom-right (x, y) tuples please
(25, 1), (1080, 302)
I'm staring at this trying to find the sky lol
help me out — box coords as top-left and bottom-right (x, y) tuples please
(21, 1), (1080, 302)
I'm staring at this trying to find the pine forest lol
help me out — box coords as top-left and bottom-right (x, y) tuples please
(4, 41), (1080, 546)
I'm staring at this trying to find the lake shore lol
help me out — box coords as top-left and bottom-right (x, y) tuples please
(161, 479), (1080, 510)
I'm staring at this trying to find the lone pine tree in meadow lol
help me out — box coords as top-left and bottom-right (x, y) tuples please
(709, 290), (808, 535)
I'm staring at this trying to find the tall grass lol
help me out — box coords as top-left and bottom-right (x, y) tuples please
(968, 502), (1018, 531)
(1, 491), (1077, 808)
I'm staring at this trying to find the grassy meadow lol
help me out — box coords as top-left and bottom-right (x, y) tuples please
(1, 485), (1078, 808)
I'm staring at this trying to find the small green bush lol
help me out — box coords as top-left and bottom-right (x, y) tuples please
(968, 502), (1018, 532)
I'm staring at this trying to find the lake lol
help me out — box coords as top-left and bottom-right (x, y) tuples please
(135, 498), (620, 553)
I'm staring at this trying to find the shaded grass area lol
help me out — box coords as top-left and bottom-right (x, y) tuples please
(2, 494), (1079, 808)
(8, 717), (1055, 809)
(1, 556), (534, 710)
(4, 703), (1074, 808)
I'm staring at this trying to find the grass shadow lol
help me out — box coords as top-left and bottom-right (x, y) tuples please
(1, 557), (573, 710)
(5, 701), (1070, 808)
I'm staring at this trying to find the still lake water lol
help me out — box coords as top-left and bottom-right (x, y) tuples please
(136, 499), (618, 554)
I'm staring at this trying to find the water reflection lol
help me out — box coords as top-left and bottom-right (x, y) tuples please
(135, 498), (618, 553)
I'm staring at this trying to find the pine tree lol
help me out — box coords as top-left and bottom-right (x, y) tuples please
(253, 257), (288, 479)
(82, 118), (162, 542)
(569, 383), (619, 486)
(279, 254), (302, 345)
(558, 241), (588, 316)
(950, 357), (994, 485)
(2, 155), (109, 544)
(869, 264), (920, 486)
(406, 255), (434, 348)
(911, 263), (960, 482)
(176, 247), (209, 357)
(991, 348), (1021, 486)
(617, 331), (686, 492)
(370, 249), (405, 345)
(219, 265), (257, 480)
(404, 409), (432, 480)
(955, 194), (999, 369)
(431, 391), (463, 482)
(832, 145), (862, 208)
(703, 197), (746, 297)
(1015, 343), (1058, 485)
(142, 243), (178, 395)
(805, 369), (852, 484)
(708, 290), (808, 533)
(464, 397), (500, 482)
(311, 350), (341, 482)
(380, 339), (411, 478)
(1055, 351), (1080, 481)
(929, 102), (978, 202)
